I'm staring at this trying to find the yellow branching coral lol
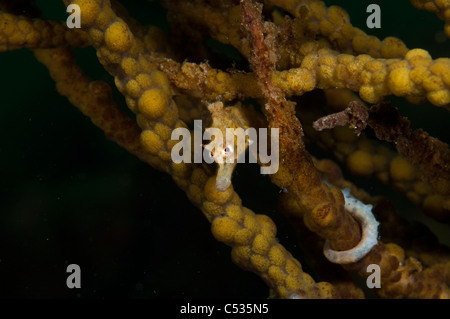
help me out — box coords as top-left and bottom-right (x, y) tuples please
(0, 12), (89, 51)
(1, 0), (449, 299)
(273, 48), (450, 107)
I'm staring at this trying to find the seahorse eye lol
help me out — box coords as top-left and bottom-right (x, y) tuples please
(224, 146), (234, 157)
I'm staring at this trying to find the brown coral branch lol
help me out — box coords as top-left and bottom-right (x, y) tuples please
(240, 0), (280, 104)
(241, 0), (362, 260)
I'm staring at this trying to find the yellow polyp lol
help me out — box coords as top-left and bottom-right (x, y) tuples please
(171, 161), (190, 178)
(250, 255), (270, 273)
(337, 54), (354, 65)
(381, 37), (408, 58)
(352, 36), (368, 53)
(409, 67), (429, 85)
(202, 201), (223, 221)
(329, 6), (349, 26)
(125, 80), (141, 99)
(365, 60), (385, 72)
(318, 54), (337, 67)
(225, 205), (244, 223)
(165, 139), (178, 153)
(301, 55), (318, 70)
(211, 216), (241, 244)
(100, 47), (122, 64)
(310, 1), (327, 19)
(95, 7), (116, 31)
(233, 228), (253, 246)
(88, 28), (103, 45)
(104, 21), (133, 53)
(356, 54), (374, 65)
(204, 177), (234, 205)
(153, 123), (172, 142)
(135, 113), (151, 130)
(427, 90), (450, 106)
(136, 73), (154, 89)
(359, 85), (378, 103)
(252, 234), (271, 255)
(157, 150), (171, 162)
(138, 89), (168, 120)
(319, 20), (334, 36)
(293, 69), (316, 91)
(121, 57), (139, 78)
(268, 266), (286, 285)
(72, 0), (100, 26)
(140, 130), (164, 155)
(285, 259), (302, 277)
(388, 67), (414, 96)
(423, 75), (444, 92)
(231, 246), (251, 266)
(257, 215), (277, 238)
(216, 70), (229, 83)
(17, 20), (32, 34)
(243, 214), (259, 234)
(268, 245), (286, 266)
(160, 111), (178, 129)
(317, 282), (335, 298)
(136, 55), (153, 73)
(389, 156), (415, 182)
(431, 61), (450, 82)
(319, 65), (335, 81)
(276, 287), (289, 299)
(346, 150), (374, 176)
(8, 31), (24, 46)
(151, 70), (172, 96)
(371, 68), (388, 84)
(114, 76), (125, 94)
(285, 276), (302, 291)
(405, 48), (432, 63)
